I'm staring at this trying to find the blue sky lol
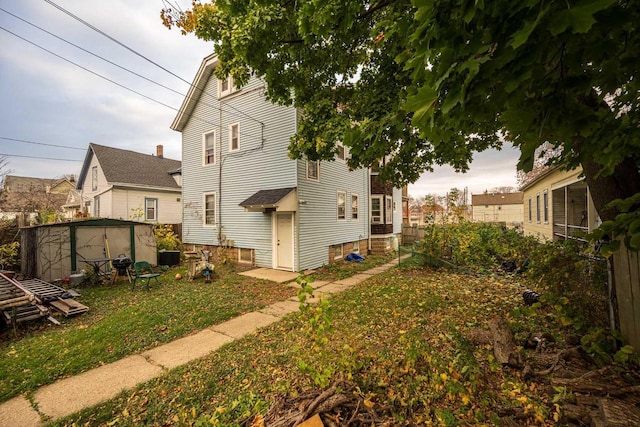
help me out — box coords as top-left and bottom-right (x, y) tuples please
(0, 0), (519, 198)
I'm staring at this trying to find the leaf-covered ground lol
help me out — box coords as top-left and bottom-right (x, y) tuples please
(51, 266), (570, 426)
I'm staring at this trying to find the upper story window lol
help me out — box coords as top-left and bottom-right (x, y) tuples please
(145, 198), (157, 221)
(229, 123), (240, 152)
(337, 191), (346, 220)
(307, 160), (319, 181)
(204, 131), (216, 165)
(336, 143), (345, 161)
(91, 166), (98, 191)
(219, 76), (235, 98)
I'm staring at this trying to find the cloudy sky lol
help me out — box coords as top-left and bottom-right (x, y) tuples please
(0, 0), (520, 199)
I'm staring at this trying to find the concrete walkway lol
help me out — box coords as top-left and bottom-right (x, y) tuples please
(0, 257), (405, 426)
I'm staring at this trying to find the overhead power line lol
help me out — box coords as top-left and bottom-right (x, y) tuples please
(0, 136), (85, 150)
(0, 26), (263, 141)
(0, 153), (83, 162)
(44, 0), (265, 125)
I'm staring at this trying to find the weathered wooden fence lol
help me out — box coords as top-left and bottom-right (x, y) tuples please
(402, 224), (425, 245)
(612, 245), (640, 349)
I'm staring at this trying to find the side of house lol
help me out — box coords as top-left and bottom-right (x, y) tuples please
(76, 144), (182, 224)
(0, 175), (74, 224)
(173, 53), (373, 271)
(521, 166), (599, 241)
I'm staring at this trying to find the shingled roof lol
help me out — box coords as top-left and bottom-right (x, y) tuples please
(77, 144), (181, 190)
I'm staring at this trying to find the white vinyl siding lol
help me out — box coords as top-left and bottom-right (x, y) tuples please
(110, 189), (181, 224)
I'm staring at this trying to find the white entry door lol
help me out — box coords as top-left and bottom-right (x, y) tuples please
(275, 213), (293, 270)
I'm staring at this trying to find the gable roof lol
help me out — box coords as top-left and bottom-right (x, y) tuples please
(471, 192), (524, 206)
(76, 144), (181, 190)
(171, 53), (218, 132)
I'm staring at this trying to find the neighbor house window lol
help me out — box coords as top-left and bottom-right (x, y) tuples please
(219, 76), (234, 97)
(351, 194), (359, 220)
(91, 166), (98, 191)
(307, 160), (319, 180)
(238, 248), (253, 264)
(204, 131), (216, 165)
(145, 198), (157, 221)
(337, 191), (346, 220)
(543, 190), (549, 223)
(536, 193), (541, 223)
(371, 195), (382, 224)
(333, 244), (343, 260)
(229, 123), (239, 152)
(385, 196), (393, 224)
(528, 197), (532, 222)
(93, 196), (100, 217)
(204, 193), (216, 226)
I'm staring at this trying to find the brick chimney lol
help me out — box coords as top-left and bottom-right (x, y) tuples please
(156, 145), (164, 159)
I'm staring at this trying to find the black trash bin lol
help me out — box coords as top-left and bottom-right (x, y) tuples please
(158, 250), (180, 266)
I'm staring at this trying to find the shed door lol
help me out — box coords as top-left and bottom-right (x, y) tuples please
(275, 213), (293, 271)
(76, 227), (131, 267)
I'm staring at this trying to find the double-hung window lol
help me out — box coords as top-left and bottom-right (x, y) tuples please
(229, 123), (240, 152)
(385, 196), (393, 224)
(219, 76), (234, 97)
(351, 194), (359, 220)
(307, 160), (319, 180)
(536, 193), (541, 223)
(337, 191), (346, 220)
(145, 198), (157, 221)
(528, 197), (532, 222)
(204, 131), (216, 165)
(543, 190), (549, 223)
(93, 196), (100, 217)
(336, 143), (345, 160)
(204, 193), (216, 226)
(371, 195), (383, 224)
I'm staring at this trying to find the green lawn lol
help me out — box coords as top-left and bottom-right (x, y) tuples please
(50, 262), (569, 426)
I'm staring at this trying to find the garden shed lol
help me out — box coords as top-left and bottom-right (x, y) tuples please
(21, 219), (157, 282)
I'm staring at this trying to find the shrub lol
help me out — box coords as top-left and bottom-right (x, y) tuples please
(154, 224), (182, 251)
(0, 241), (20, 271)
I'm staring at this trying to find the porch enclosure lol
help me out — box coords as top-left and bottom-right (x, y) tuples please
(552, 181), (591, 241)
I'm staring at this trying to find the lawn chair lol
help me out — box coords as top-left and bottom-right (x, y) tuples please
(131, 261), (161, 291)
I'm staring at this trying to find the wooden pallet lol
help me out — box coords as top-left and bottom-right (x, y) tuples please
(0, 272), (48, 324)
(19, 278), (88, 317)
(48, 298), (89, 317)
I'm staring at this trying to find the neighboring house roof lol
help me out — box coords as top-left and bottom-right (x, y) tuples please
(472, 192), (524, 206)
(3, 175), (72, 194)
(76, 143), (181, 190)
(0, 175), (73, 213)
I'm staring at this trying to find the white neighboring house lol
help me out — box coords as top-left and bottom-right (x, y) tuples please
(471, 192), (524, 229)
(171, 53), (403, 271)
(75, 144), (182, 224)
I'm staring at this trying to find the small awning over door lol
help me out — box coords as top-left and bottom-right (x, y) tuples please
(239, 187), (297, 212)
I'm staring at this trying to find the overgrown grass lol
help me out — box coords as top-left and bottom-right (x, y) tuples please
(0, 265), (297, 402)
(50, 267), (563, 426)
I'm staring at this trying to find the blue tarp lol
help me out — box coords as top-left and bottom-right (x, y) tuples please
(344, 253), (365, 262)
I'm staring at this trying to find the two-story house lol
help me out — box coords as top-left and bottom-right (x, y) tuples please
(471, 192), (524, 229)
(0, 175), (75, 224)
(75, 144), (182, 224)
(171, 53), (401, 271)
